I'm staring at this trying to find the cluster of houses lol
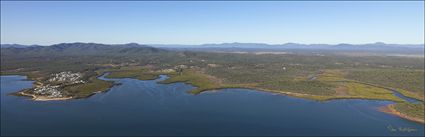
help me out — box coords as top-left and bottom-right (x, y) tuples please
(48, 71), (85, 84)
(158, 69), (175, 73)
(32, 85), (63, 98)
(31, 71), (86, 98)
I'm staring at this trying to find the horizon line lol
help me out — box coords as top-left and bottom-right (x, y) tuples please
(1, 42), (425, 46)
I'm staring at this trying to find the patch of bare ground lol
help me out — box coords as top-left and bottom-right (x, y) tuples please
(197, 70), (223, 85)
(18, 91), (73, 101)
(335, 86), (348, 96)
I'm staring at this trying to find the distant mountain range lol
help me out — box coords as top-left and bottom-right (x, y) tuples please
(1, 43), (165, 56)
(3, 42), (423, 49)
(154, 42), (424, 49)
(0, 44), (41, 48)
(2, 42), (424, 55)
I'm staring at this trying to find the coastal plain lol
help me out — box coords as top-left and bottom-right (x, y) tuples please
(1, 43), (424, 123)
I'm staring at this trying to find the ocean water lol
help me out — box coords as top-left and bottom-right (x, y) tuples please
(1, 75), (423, 136)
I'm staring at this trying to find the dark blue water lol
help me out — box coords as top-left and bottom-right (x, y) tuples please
(1, 75), (424, 136)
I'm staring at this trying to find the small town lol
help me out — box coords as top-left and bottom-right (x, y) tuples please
(32, 85), (63, 98)
(31, 71), (85, 98)
(48, 71), (85, 84)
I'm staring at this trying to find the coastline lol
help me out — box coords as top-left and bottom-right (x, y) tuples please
(3, 74), (424, 124)
(4, 70), (421, 103)
(183, 84), (406, 103)
(17, 91), (74, 101)
(3, 73), (115, 101)
(379, 104), (425, 124)
(6, 73), (412, 103)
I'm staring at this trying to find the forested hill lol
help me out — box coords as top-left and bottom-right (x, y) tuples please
(1, 43), (166, 56)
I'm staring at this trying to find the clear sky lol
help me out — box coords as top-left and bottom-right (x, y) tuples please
(1, 1), (424, 45)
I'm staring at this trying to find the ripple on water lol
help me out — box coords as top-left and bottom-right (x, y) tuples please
(1, 75), (424, 136)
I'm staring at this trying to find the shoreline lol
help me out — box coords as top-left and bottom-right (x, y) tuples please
(6, 73), (415, 103)
(379, 104), (424, 124)
(18, 91), (74, 101)
(2, 71), (421, 103)
(3, 74), (425, 125)
(4, 74), (113, 101)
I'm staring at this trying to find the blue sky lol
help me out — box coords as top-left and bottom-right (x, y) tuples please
(1, 1), (424, 45)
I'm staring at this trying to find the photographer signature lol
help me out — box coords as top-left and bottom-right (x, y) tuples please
(387, 125), (417, 132)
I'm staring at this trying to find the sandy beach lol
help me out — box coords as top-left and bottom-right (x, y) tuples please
(18, 92), (73, 101)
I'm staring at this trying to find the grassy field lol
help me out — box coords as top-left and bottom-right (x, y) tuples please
(391, 103), (425, 123)
(343, 82), (404, 102)
(63, 76), (114, 98)
(393, 103), (425, 119)
(103, 66), (161, 80)
(347, 69), (424, 101)
(265, 70), (406, 102)
(153, 67), (408, 103)
(258, 81), (335, 96)
(160, 69), (227, 94)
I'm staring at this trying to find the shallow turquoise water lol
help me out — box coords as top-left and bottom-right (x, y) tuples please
(1, 75), (424, 136)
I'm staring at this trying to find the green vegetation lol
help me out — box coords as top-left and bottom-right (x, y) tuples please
(259, 81), (335, 95)
(3, 49), (419, 102)
(347, 69), (424, 101)
(394, 89), (425, 102)
(262, 70), (406, 102)
(1, 43), (423, 121)
(343, 82), (404, 102)
(393, 103), (425, 119)
(103, 66), (161, 80)
(391, 103), (425, 123)
(160, 69), (227, 94)
(64, 76), (114, 98)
